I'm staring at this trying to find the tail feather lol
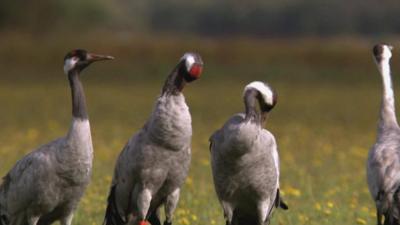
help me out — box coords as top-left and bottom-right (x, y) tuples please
(0, 199), (7, 225)
(103, 185), (125, 225)
(275, 189), (288, 210)
(384, 212), (400, 225)
(383, 187), (400, 225)
(0, 175), (9, 225)
(0, 215), (8, 225)
(231, 209), (259, 225)
(147, 210), (161, 225)
(231, 189), (289, 225)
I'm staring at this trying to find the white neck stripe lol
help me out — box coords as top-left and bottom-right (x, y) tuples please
(64, 57), (79, 74)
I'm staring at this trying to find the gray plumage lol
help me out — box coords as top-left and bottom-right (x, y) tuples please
(103, 53), (203, 225)
(0, 49), (113, 225)
(367, 44), (400, 225)
(210, 81), (287, 225)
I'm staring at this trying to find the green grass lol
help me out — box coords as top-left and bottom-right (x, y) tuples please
(0, 35), (397, 225)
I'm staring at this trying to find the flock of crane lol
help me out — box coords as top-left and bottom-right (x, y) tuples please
(0, 44), (398, 225)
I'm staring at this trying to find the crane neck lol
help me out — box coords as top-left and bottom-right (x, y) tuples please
(244, 89), (266, 125)
(68, 70), (88, 120)
(378, 58), (399, 129)
(162, 63), (186, 95)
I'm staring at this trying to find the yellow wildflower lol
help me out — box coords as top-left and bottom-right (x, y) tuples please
(324, 209), (332, 215)
(180, 217), (190, 225)
(185, 177), (193, 186)
(200, 158), (210, 166)
(298, 214), (309, 222)
(314, 203), (322, 211)
(176, 209), (186, 216)
(284, 186), (301, 197)
(356, 218), (367, 225)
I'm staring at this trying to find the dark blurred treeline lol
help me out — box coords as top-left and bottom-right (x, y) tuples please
(0, 0), (400, 36)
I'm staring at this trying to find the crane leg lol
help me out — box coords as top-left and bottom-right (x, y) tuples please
(257, 199), (270, 225)
(377, 210), (382, 225)
(28, 216), (39, 225)
(221, 201), (233, 225)
(137, 189), (152, 225)
(164, 189), (180, 225)
(11, 213), (38, 225)
(60, 213), (73, 225)
(148, 207), (161, 225)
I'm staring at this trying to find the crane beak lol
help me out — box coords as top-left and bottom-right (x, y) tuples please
(87, 53), (114, 62)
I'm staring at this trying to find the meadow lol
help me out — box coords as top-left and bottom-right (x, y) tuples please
(0, 33), (398, 225)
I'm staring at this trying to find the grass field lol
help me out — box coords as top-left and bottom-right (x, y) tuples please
(0, 34), (399, 225)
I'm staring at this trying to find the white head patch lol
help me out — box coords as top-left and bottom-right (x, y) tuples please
(64, 57), (79, 74)
(182, 53), (195, 71)
(244, 81), (274, 105)
(382, 45), (393, 60)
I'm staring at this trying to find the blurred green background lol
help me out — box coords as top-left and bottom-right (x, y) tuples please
(1, 0), (400, 36)
(1, 1), (400, 225)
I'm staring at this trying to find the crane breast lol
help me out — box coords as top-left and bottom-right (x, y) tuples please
(147, 94), (192, 151)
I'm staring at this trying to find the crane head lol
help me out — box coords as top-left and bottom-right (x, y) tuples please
(180, 52), (203, 82)
(63, 49), (114, 75)
(244, 81), (277, 112)
(373, 44), (393, 64)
